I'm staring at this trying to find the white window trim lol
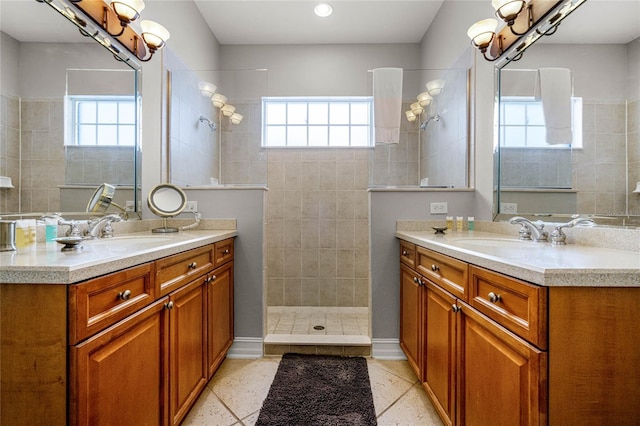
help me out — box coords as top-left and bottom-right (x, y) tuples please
(65, 95), (136, 147)
(261, 96), (374, 148)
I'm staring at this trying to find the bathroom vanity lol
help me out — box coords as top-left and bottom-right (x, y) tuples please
(396, 230), (640, 426)
(0, 230), (236, 426)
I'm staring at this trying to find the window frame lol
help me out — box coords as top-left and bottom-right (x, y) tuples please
(499, 96), (583, 149)
(65, 95), (137, 147)
(261, 96), (374, 148)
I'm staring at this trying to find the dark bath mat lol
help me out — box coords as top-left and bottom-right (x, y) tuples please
(256, 353), (377, 426)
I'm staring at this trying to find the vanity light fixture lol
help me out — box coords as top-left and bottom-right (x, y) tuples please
(221, 104), (236, 117)
(426, 80), (445, 96)
(230, 113), (243, 125)
(57, 0), (169, 63)
(106, 0), (145, 36)
(468, 0), (587, 63)
(198, 81), (217, 98)
(417, 91), (432, 107)
(314, 3), (333, 17)
(212, 93), (227, 108)
(405, 111), (417, 122)
(410, 102), (424, 115)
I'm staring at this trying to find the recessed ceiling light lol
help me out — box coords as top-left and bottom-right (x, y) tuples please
(314, 3), (333, 18)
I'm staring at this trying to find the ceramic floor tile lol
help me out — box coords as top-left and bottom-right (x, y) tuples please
(181, 386), (239, 426)
(369, 358), (420, 384)
(207, 358), (280, 421)
(367, 359), (417, 416)
(376, 383), (443, 426)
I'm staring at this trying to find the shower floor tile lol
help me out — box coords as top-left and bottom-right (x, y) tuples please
(265, 306), (370, 346)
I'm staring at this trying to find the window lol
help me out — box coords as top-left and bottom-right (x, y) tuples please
(262, 97), (373, 147)
(66, 96), (136, 146)
(499, 96), (582, 148)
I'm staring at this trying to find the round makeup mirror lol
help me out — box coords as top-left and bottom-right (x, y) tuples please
(87, 183), (128, 217)
(147, 183), (187, 233)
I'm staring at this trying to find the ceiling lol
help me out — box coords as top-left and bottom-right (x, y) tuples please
(0, 0), (638, 45)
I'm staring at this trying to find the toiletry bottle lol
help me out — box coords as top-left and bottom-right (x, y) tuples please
(456, 216), (463, 232)
(468, 216), (475, 231)
(446, 216), (453, 231)
(45, 217), (59, 242)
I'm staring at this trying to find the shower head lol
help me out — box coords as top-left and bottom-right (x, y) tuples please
(199, 115), (217, 131)
(420, 114), (440, 130)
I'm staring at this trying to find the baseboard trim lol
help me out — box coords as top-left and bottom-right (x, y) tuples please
(371, 338), (406, 360)
(227, 337), (264, 359)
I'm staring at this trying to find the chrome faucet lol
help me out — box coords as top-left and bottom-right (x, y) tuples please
(84, 214), (123, 239)
(549, 217), (595, 246)
(508, 216), (549, 242)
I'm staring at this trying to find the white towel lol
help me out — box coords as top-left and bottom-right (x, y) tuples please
(373, 67), (403, 144)
(536, 68), (573, 145)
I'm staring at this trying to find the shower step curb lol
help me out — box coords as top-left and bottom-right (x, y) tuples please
(264, 333), (371, 346)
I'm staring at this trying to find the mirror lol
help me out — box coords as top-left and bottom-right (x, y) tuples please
(0, 1), (141, 217)
(87, 183), (128, 217)
(496, 0), (640, 226)
(147, 183), (187, 233)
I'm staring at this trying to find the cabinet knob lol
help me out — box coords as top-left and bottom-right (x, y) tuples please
(210, 275), (217, 282)
(413, 276), (419, 284)
(118, 289), (132, 301)
(488, 292), (502, 303)
(223, 249), (230, 255)
(431, 264), (439, 272)
(452, 304), (461, 313)
(188, 262), (197, 270)
(402, 250), (408, 257)
(165, 301), (174, 310)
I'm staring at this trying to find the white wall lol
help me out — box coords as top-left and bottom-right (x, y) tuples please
(0, 32), (19, 95)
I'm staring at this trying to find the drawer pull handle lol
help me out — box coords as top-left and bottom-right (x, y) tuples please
(223, 249), (230, 255)
(431, 264), (439, 272)
(488, 292), (502, 303)
(452, 304), (461, 313)
(188, 262), (197, 270)
(118, 290), (132, 301)
(165, 301), (174, 310)
(402, 250), (409, 257)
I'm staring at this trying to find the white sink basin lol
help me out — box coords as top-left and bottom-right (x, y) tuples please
(87, 235), (173, 248)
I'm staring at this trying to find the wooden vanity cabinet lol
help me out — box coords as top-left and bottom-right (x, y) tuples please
(400, 263), (424, 380)
(0, 238), (235, 426)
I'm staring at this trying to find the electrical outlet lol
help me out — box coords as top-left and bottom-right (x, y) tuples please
(501, 202), (518, 214)
(125, 201), (135, 212)
(185, 201), (198, 212)
(430, 202), (448, 214)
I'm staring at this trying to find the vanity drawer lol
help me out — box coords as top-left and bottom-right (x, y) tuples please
(416, 247), (468, 301)
(469, 266), (547, 349)
(156, 245), (215, 296)
(69, 262), (155, 345)
(214, 238), (234, 268)
(399, 241), (416, 269)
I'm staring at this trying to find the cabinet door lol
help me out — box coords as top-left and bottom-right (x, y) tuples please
(423, 281), (458, 426)
(458, 302), (547, 426)
(169, 278), (208, 426)
(207, 261), (234, 379)
(70, 298), (169, 426)
(400, 264), (424, 380)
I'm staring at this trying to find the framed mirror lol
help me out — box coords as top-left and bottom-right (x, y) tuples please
(495, 0), (640, 226)
(0, 0), (141, 217)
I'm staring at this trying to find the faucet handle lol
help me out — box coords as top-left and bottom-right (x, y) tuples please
(516, 224), (532, 240)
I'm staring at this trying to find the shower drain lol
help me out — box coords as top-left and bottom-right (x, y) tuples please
(313, 325), (325, 330)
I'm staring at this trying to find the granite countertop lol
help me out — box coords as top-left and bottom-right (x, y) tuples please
(396, 230), (640, 287)
(0, 230), (238, 284)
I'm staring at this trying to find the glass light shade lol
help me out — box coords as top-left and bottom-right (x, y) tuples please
(221, 104), (236, 117)
(417, 91), (432, 107)
(467, 18), (498, 48)
(410, 102), (424, 115)
(198, 81), (217, 98)
(405, 111), (417, 122)
(111, 0), (145, 21)
(140, 20), (170, 49)
(492, 0), (524, 21)
(212, 93), (227, 108)
(314, 3), (333, 17)
(230, 113), (243, 124)
(426, 80), (445, 96)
